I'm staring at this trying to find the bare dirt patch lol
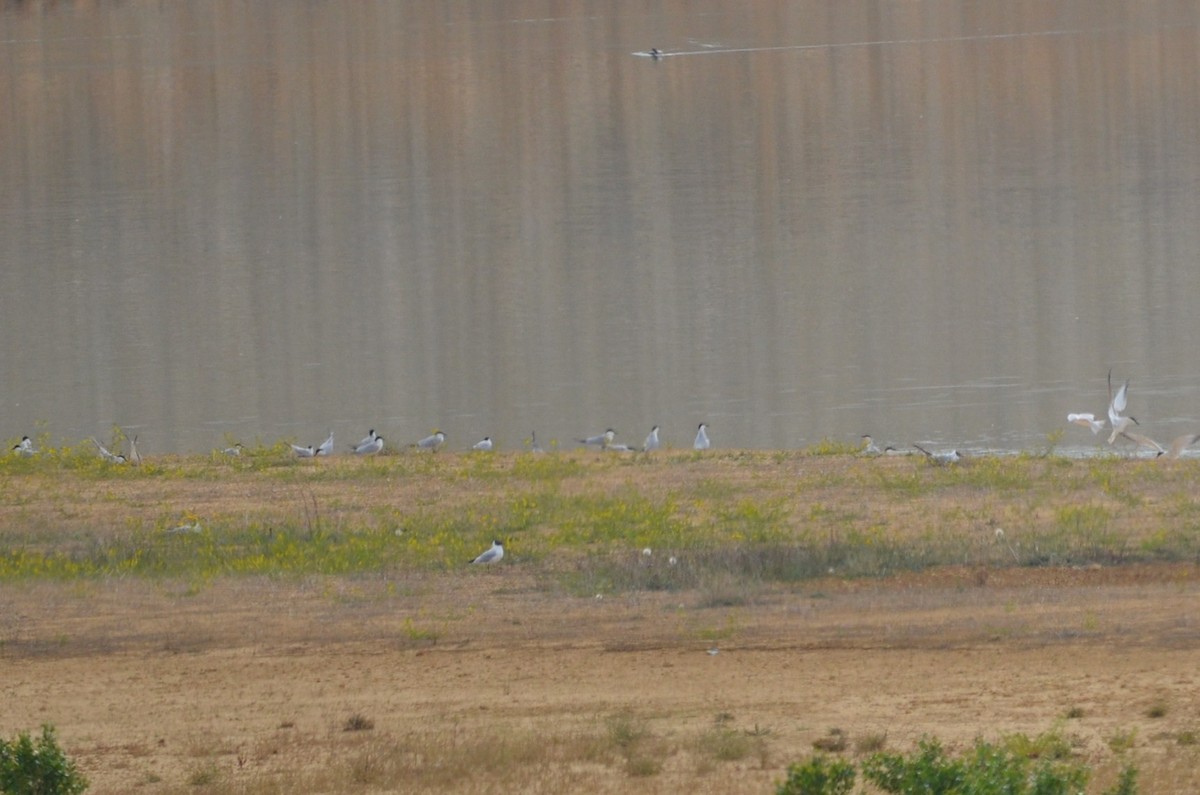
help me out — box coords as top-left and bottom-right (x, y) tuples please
(2, 566), (1198, 794)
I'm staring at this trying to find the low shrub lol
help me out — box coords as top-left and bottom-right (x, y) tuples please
(776, 754), (855, 795)
(0, 725), (88, 795)
(782, 732), (1132, 795)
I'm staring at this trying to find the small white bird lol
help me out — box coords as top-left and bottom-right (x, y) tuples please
(473, 437), (494, 451)
(528, 430), (544, 453)
(578, 429), (616, 448)
(416, 430), (446, 451)
(860, 435), (882, 455)
(914, 444), (961, 465)
(1067, 413), (1106, 434)
(355, 429), (378, 449)
(643, 425), (661, 453)
(693, 423), (711, 450)
(291, 444), (316, 458)
(127, 434), (143, 466)
(315, 431), (334, 457)
(353, 434), (384, 455)
(1163, 433), (1200, 459)
(1107, 415), (1140, 446)
(221, 443), (243, 456)
(90, 438), (127, 464)
(470, 539), (504, 564)
(1106, 370), (1136, 441)
(1114, 429), (1165, 455)
(1113, 429), (1200, 459)
(605, 442), (636, 452)
(12, 436), (35, 456)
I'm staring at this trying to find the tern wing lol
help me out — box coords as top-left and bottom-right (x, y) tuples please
(1165, 433), (1200, 460)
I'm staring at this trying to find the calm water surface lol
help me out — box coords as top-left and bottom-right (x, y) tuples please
(2, 1), (1200, 455)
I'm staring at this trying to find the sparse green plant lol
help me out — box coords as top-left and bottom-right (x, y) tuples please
(1176, 729), (1198, 746)
(603, 713), (665, 777)
(1145, 700), (1167, 718)
(1064, 706), (1085, 719)
(605, 712), (648, 752)
(624, 755), (662, 777)
(854, 731), (887, 754)
(804, 438), (861, 456)
(1102, 764), (1138, 795)
(1004, 726), (1072, 760)
(1108, 728), (1137, 754)
(187, 761), (220, 786)
(776, 754), (855, 795)
(698, 725), (755, 761)
(401, 617), (439, 644)
(0, 725), (88, 795)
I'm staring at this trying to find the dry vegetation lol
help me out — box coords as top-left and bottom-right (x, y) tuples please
(1, 441), (1199, 793)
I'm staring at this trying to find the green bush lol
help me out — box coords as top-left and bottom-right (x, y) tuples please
(861, 738), (964, 794)
(861, 736), (1092, 795)
(1103, 765), (1138, 795)
(0, 725), (88, 794)
(783, 734), (1131, 795)
(776, 754), (855, 795)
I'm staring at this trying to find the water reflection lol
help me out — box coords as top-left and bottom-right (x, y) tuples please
(1, 1), (1199, 455)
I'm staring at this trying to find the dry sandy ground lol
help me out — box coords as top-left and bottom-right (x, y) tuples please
(2, 564), (1198, 794)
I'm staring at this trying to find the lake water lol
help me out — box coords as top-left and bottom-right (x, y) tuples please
(3, 1), (1200, 456)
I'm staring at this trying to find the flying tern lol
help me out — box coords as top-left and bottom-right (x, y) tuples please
(1163, 433), (1200, 459)
(1067, 413), (1106, 435)
(1106, 415), (1139, 446)
(470, 539), (504, 564)
(1104, 369), (1132, 432)
(1113, 429), (1200, 459)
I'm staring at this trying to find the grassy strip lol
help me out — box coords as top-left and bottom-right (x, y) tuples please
(2, 438), (1199, 587)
